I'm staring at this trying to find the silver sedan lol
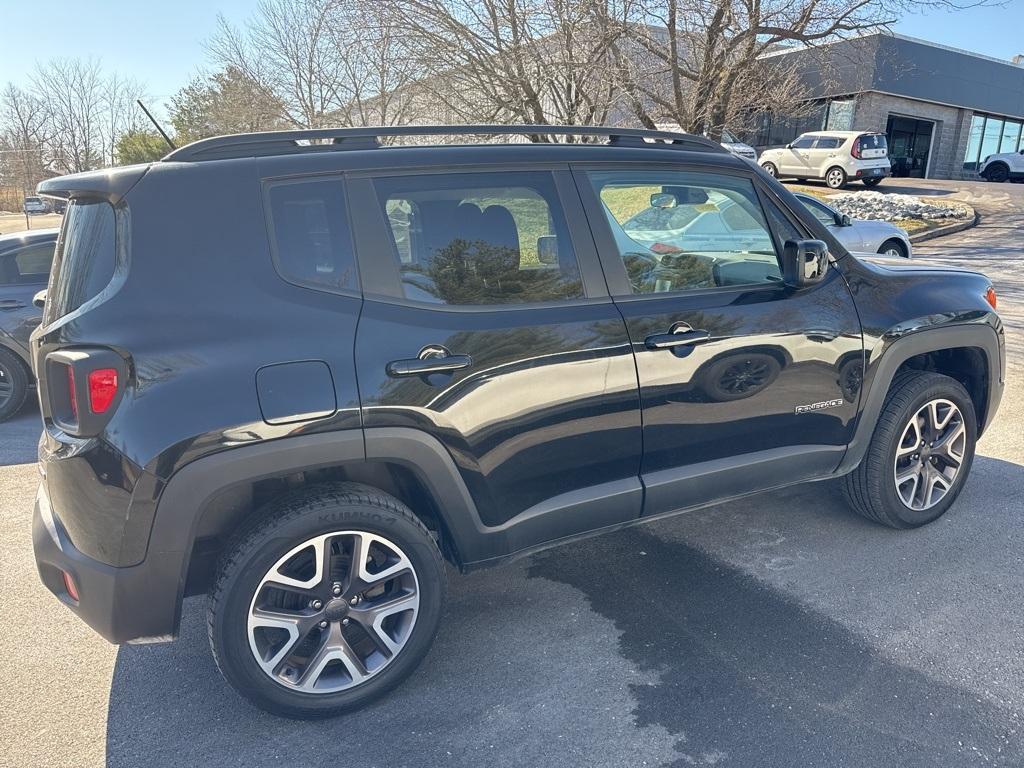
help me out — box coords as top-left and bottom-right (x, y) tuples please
(794, 193), (913, 258)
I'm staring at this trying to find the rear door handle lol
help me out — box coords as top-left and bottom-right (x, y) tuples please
(644, 323), (710, 350)
(387, 345), (473, 377)
(0, 300), (27, 310)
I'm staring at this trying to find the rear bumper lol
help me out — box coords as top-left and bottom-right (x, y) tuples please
(33, 483), (182, 644)
(853, 166), (889, 178)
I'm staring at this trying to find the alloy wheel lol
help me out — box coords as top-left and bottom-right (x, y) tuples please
(893, 398), (966, 511)
(826, 168), (846, 188)
(0, 361), (12, 409)
(247, 530), (420, 693)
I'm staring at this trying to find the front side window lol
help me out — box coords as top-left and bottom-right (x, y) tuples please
(0, 243), (54, 286)
(266, 179), (357, 293)
(588, 171), (782, 295)
(373, 172), (582, 306)
(797, 196), (838, 227)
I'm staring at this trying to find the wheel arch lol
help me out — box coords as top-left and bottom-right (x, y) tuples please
(147, 428), (489, 638)
(837, 324), (1003, 474)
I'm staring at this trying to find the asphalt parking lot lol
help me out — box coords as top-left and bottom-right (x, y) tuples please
(1, 179), (1021, 768)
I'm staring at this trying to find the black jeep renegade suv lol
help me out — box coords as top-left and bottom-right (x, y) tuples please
(30, 125), (1004, 718)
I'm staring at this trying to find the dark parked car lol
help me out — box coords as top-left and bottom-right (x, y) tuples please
(30, 126), (1004, 719)
(0, 229), (57, 421)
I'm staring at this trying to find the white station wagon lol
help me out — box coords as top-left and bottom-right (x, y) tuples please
(759, 131), (891, 189)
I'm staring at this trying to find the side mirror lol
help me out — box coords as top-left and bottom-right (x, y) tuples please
(838, 213), (852, 227)
(33, 289), (47, 309)
(649, 193), (678, 209)
(782, 239), (829, 288)
(536, 236), (558, 265)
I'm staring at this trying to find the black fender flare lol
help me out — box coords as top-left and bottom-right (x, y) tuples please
(836, 322), (1003, 474)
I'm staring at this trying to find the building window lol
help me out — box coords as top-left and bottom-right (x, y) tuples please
(964, 113), (1024, 170)
(824, 99), (855, 131)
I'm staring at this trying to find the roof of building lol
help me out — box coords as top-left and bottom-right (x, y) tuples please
(764, 33), (1024, 120)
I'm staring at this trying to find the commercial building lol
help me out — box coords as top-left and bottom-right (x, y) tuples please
(748, 33), (1024, 180)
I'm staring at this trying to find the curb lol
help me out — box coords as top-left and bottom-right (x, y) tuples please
(909, 206), (979, 244)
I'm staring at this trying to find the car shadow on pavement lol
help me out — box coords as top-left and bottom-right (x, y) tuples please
(104, 457), (1024, 768)
(0, 401), (41, 467)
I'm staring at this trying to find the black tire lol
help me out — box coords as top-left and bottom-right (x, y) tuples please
(841, 371), (977, 528)
(760, 162), (779, 178)
(208, 482), (446, 719)
(862, 177), (883, 187)
(697, 352), (782, 402)
(0, 347), (30, 422)
(795, 177), (807, 182)
(984, 163), (1010, 183)
(825, 166), (848, 189)
(877, 238), (909, 259)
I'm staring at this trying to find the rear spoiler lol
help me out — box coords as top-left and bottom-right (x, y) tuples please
(37, 164), (150, 204)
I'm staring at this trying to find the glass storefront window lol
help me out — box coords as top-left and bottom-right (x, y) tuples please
(999, 120), (1022, 154)
(963, 115), (986, 170)
(825, 99), (855, 131)
(979, 117), (1003, 161)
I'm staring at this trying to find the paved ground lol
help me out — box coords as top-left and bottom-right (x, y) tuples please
(0, 179), (1021, 768)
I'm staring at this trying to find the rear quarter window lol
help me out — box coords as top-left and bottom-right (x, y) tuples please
(265, 178), (358, 294)
(45, 200), (117, 322)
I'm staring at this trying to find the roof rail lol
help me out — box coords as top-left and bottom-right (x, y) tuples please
(162, 124), (727, 162)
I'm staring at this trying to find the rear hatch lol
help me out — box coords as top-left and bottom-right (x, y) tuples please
(854, 133), (889, 164)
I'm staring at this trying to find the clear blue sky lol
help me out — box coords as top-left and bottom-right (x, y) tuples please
(1, 0), (1022, 119)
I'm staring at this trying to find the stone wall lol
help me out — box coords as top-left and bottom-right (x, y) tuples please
(852, 92), (974, 179)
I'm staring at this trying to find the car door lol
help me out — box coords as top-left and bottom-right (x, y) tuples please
(350, 167), (644, 549)
(575, 164), (864, 517)
(782, 135), (816, 176)
(797, 195), (865, 252)
(810, 136), (843, 177)
(0, 240), (53, 353)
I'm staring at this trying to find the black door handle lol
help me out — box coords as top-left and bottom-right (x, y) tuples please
(644, 323), (710, 350)
(0, 300), (26, 310)
(387, 345), (473, 377)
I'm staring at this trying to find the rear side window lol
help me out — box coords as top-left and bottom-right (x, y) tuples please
(46, 200), (116, 321)
(372, 172), (583, 306)
(266, 178), (357, 294)
(813, 137), (842, 149)
(0, 242), (54, 286)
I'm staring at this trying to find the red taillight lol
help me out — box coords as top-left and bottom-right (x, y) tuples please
(985, 286), (997, 310)
(87, 368), (118, 414)
(66, 366), (78, 419)
(851, 138), (861, 159)
(62, 570), (80, 602)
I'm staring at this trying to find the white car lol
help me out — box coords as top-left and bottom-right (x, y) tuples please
(979, 148), (1024, 183)
(718, 129), (757, 163)
(23, 196), (48, 215)
(793, 193), (912, 258)
(759, 131), (890, 189)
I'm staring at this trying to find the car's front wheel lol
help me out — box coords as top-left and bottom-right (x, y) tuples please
(0, 348), (30, 422)
(760, 162), (779, 178)
(984, 163), (1010, 183)
(208, 483), (446, 719)
(842, 371), (976, 528)
(878, 238), (909, 259)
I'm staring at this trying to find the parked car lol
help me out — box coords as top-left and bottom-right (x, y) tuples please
(759, 131), (891, 189)
(718, 129), (758, 162)
(793, 193), (912, 258)
(23, 196), (49, 215)
(31, 125), (1003, 719)
(979, 148), (1024, 183)
(0, 229), (57, 421)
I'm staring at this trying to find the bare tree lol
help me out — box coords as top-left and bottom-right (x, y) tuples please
(616, 0), (994, 138)
(387, 0), (633, 134)
(207, 0), (349, 128)
(31, 58), (107, 173)
(98, 73), (148, 167)
(170, 67), (289, 142)
(0, 84), (50, 209)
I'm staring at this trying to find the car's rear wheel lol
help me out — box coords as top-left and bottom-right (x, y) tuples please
(209, 483), (446, 719)
(760, 162), (779, 178)
(985, 163), (1010, 183)
(825, 166), (848, 189)
(862, 177), (883, 187)
(0, 348), (30, 422)
(842, 371), (976, 528)
(878, 238), (908, 259)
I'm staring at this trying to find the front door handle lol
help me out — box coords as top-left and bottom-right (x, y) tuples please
(644, 323), (710, 350)
(387, 345), (473, 377)
(0, 300), (27, 310)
